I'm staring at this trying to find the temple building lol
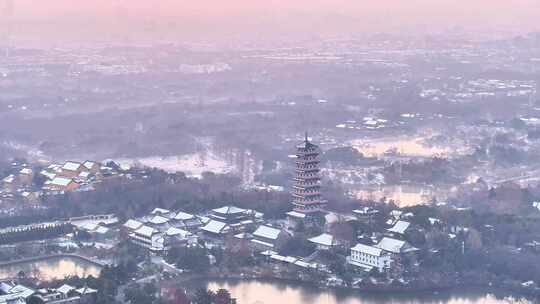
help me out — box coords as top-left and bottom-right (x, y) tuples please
(287, 133), (326, 225)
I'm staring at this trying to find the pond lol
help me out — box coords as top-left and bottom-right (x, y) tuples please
(186, 279), (529, 304)
(0, 256), (102, 281)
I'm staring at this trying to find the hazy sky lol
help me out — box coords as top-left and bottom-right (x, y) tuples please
(4, 0), (540, 45)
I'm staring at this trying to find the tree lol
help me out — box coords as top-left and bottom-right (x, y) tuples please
(27, 296), (45, 304)
(214, 289), (234, 304)
(193, 288), (214, 304)
(466, 228), (483, 251)
(279, 236), (316, 257)
(124, 283), (157, 304)
(167, 246), (210, 272)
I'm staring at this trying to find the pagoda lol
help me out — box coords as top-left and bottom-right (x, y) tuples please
(290, 133), (326, 215)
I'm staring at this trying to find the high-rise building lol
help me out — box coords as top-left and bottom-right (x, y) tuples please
(291, 133), (326, 214)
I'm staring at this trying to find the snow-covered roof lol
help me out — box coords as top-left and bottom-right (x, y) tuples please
(40, 170), (56, 180)
(294, 260), (317, 269)
(151, 208), (171, 215)
(198, 216), (211, 224)
(352, 207), (379, 215)
(94, 226), (110, 234)
(165, 227), (191, 238)
(375, 237), (406, 254)
(286, 211), (306, 219)
(79, 222), (99, 231)
(252, 225), (281, 240)
(134, 225), (157, 237)
(62, 161), (82, 172)
(390, 210), (403, 218)
(8, 285), (34, 299)
(351, 243), (383, 256)
(200, 220), (228, 234)
(428, 218), (441, 225)
(148, 215), (170, 225)
(212, 206), (246, 215)
(83, 161), (96, 170)
(2, 175), (15, 183)
(0, 294), (26, 304)
(251, 239), (274, 248)
(49, 177), (74, 187)
(325, 213), (340, 224)
(56, 284), (75, 295)
(387, 220), (410, 234)
(0, 282), (13, 293)
(308, 233), (335, 247)
(174, 211), (195, 221)
(76, 287), (97, 295)
(19, 168), (32, 175)
(123, 219), (143, 230)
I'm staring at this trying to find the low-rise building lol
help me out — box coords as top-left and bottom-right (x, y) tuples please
(250, 225), (289, 251)
(60, 162), (85, 178)
(210, 206), (249, 224)
(387, 220), (410, 236)
(172, 211), (203, 231)
(0, 282), (96, 304)
(375, 237), (417, 255)
(347, 243), (392, 272)
(129, 225), (162, 252)
(45, 177), (80, 192)
(308, 233), (339, 250)
(200, 220), (229, 237)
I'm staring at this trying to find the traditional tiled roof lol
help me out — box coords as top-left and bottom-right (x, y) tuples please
(387, 221), (410, 234)
(148, 215), (170, 225)
(123, 219), (143, 230)
(212, 206), (246, 215)
(375, 237), (418, 254)
(252, 225), (281, 240)
(49, 177), (74, 187)
(174, 211), (195, 220)
(134, 225), (157, 237)
(200, 220), (228, 234)
(56, 284), (75, 295)
(308, 233), (335, 247)
(62, 161), (82, 172)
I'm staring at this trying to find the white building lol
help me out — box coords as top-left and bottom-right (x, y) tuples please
(347, 243), (392, 272)
(129, 225), (162, 251)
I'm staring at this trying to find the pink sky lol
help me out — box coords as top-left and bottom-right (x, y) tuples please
(4, 0), (540, 43)
(12, 0), (539, 19)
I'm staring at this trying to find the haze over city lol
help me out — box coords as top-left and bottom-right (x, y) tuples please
(3, 0), (540, 45)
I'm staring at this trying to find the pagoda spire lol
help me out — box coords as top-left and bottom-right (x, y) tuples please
(291, 134), (326, 214)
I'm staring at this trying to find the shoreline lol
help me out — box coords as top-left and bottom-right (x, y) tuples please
(176, 272), (535, 300)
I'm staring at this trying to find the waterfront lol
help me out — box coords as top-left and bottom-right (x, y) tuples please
(186, 279), (529, 304)
(0, 256), (102, 281)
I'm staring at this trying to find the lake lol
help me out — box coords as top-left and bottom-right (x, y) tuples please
(0, 256), (102, 281)
(353, 185), (448, 207)
(186, 279), (530, 304)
